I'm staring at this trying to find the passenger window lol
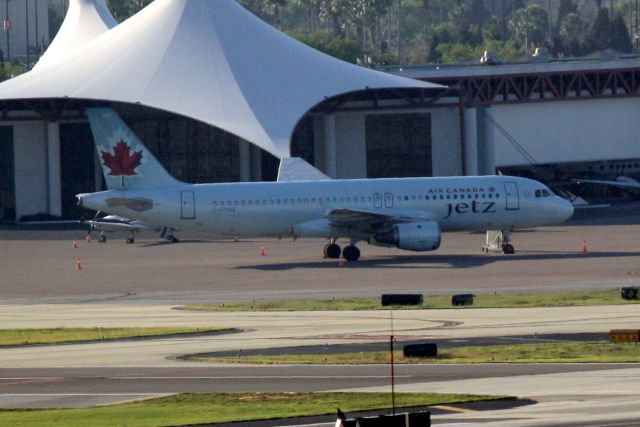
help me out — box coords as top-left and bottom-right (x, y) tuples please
(304, 198), (309, 203)
(339, 197), (344, 203)
(297, 198), (302, 204)
(241, 200), (246, 206)
(535, 190), (541, 197)
(496, 194), (500, 198)
(453, 195), (457, 199)
(367, 196), (372, 202)
(213, 201), (217, 207)
(404, 196), (409, 201)
(234, 201), (239, 206)
(248, 200), (253, 205)
(345, 197), (351, 202)
(276, 199), (281, 204)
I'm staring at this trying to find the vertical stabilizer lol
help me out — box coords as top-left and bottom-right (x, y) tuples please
(86, 108), (180, 189)
(277, 157), (331, 181)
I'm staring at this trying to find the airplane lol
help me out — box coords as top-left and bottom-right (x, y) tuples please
(83, 212), (179, 244)
(76, 108), (574, 260)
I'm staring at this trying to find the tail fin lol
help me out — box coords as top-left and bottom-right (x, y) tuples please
(86, 108), (179, 189)
(277, 157), (331, 182)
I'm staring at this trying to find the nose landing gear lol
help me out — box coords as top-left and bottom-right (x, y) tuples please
(482, 229), (515, 254)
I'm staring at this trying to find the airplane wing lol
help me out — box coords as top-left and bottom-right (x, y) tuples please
(327, 207), (436, 231)
(88, 220), (155, 232)
(572, 178), (640, 190)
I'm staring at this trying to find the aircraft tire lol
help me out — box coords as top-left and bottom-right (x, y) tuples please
(502, 244), (514, 254)
(126, 237), (135, 244)
(343, 245), (360, 261)
(99, 235), (106, 243)
(324, 243), (341, 259)
(169, 236), (179, 243)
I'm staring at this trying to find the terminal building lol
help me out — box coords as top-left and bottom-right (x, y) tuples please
(0, 0), (639, 221)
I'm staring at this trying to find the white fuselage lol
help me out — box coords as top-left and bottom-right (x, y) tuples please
(78, 175), (573, 239)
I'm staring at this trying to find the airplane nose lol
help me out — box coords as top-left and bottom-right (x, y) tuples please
(557, 198), (574, 222)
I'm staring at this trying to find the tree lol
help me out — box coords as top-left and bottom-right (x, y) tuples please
(106, 0), (152, 21)
(509, 5), (549, 51)
(291, 30), (362, 62)
(557, 12), (587, 56)
(469, 0), (489, 27)
(556, 0), (577, 30)
(588, 7), (612, 51)
(426, 23), (453, 62)
(610, 13), (633, 53)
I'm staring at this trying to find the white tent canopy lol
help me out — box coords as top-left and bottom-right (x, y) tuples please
(0, 0), (441, 157)
(33, 0), (117, 71)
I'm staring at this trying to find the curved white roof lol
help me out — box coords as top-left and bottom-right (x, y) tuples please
(33, 0), (117, 71)
(0, 0), (441, 157)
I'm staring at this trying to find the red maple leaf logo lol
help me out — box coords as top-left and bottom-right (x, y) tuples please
(101, 140), (143, 176)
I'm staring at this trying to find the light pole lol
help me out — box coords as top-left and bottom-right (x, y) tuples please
(26, 0), (29, 66)
(5, 0), (10, 61)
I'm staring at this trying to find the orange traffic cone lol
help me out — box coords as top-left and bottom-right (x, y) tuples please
(75, 258), (82, 270)
(338, 258), (346, 267)
(85, 234), (92, 243)
(259, 245), (266, 256)
(582, 240), (588, 253)
(72, 240), (78, 248)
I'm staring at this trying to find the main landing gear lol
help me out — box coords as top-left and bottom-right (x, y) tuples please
(323, 239), (361, 261)
(482, 229), (515, 254)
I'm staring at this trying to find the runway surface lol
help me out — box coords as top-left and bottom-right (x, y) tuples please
(0, 203), (639, 425)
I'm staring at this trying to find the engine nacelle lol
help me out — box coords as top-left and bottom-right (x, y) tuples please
(374, 221), (441, 252)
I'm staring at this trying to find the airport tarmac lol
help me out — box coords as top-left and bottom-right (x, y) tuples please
(0, 204), (639, 425)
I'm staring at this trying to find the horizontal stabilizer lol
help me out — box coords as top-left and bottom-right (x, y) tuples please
(277, 157), (331, 182)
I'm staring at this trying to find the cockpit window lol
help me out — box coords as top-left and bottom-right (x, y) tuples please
(535, 189), (552, 197)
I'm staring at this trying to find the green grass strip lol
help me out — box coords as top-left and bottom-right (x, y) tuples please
(192, 341), (640, 364)
(0, 327), (231, 347)
(0, 392), (506, 426)
(183, 289), (639, 312)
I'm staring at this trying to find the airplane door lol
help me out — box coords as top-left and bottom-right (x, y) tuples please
(384, 192), (394, 208)
(373, 193), (382, 208)
(503, 182), (520, 210)
(181, 190), (196, 219)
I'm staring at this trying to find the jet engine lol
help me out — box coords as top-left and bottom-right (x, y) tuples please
(374, 221), (441, 251)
